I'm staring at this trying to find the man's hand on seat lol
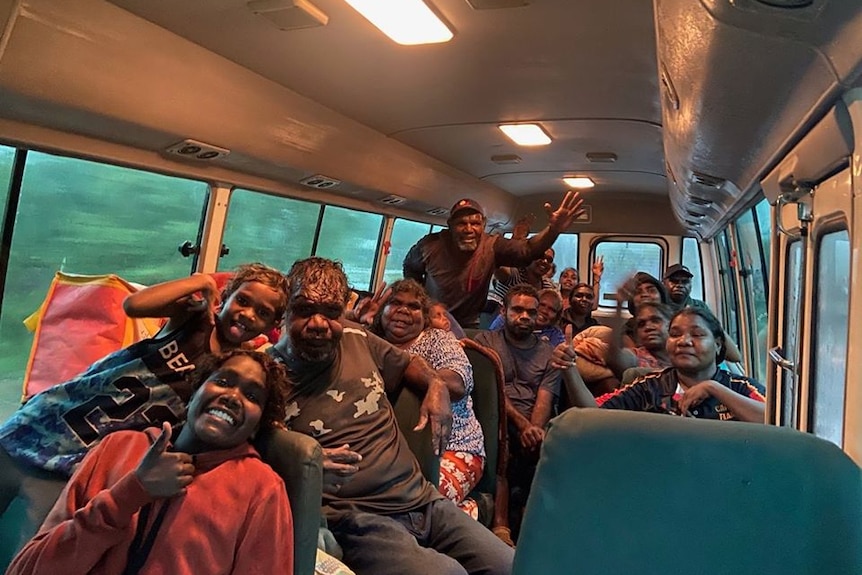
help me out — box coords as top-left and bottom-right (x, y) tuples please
(415, 378), (453, 456)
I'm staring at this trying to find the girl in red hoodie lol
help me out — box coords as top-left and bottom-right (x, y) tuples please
(6, 350), (294, 575)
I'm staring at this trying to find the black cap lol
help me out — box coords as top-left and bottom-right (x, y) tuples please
(448, 198), (485, 219)
(664, 264), (693, 280)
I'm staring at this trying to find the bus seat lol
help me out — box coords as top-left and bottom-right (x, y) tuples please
(391, 386), (440, 487)
(0, 428), (323, 575)
(513, 408), (862, 575)
(254, 428), (324, 575)
(461, 338), (509, 529)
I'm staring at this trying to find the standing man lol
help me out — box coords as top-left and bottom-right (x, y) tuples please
(403, 192), (584, 328)
(269, 257), (513, 575)
(662, 264), (709, 312)
(474, 284), (561, 541)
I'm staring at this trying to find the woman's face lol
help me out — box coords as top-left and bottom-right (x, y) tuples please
(667, 313), (721, 375)
(380, 291), (425, 345)
(559, 269), (578, 291)
(633, 282), (662, 307)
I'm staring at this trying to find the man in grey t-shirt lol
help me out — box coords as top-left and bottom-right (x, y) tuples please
(270, 257), (514, 575)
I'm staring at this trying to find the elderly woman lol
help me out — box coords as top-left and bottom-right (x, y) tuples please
(555, 306), (766, 422)
(370, 279), (486, 517)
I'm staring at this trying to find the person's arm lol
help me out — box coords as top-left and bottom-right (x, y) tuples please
(493, 265), (516, 283)
(591, 256), (604, 311)
(6, 437), (158, 575)
(677, 381), (765, 423)
(504, 396), (544, 451)
(403, 242), (427, 283)
(123, 273), (219, 332)
(402, 355), (454, 455)
(230, 478), (295, 575)
(524, 191), (586, 254)
(605, 300), (639, 378)
(551, 339), (599, 408)
(722, 331), (743, 363)
(530, 388), (555, 429)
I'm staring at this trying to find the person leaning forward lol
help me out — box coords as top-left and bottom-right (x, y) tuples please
(403, 192), (585, 328)
(268, 257), (514, 575)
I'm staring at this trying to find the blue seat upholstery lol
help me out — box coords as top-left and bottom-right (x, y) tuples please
(513, 408), (862, 575)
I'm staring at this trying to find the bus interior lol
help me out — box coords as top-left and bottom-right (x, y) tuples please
(0, 0), (861, 568)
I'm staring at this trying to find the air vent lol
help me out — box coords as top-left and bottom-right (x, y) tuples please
(427, 207), (449, 216)
(164, 139), (230, 161)
(684, 219), (703, 228)
(379, 194), (407, 206)
(691, 171), (726, 188)
(755, 0), (813, 7)
(685, 211), (706, 219)
(586, 152), (617, 163)
(689, 196), (714, 207)
(465, 0), (529, 9)
(247, 0), (328, 30)
(491, 154), (522, 165)
(300, 174), (340, 189)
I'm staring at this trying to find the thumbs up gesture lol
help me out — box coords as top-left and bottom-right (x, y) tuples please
(551, 324), (578, 370)
(134, 422), (195, 498)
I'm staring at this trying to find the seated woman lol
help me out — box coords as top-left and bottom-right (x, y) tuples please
(559, 282), (600, 336)
(370, 279), (486, 518)
(7, 350), (294, 575)
(555, 307), (766, 422)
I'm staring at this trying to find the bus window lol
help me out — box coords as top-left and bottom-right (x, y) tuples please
(431, 225), (446, 234)
(0, 150), (207, 421)
(0, 145), (13, 211)
(551, 234), (579, 278)
(781, 240), (803, 428)
(810, 228), (850, 446)
(715, 230), (740, 345)
(315, 206), (384, 292)
(383, 219), (432, 285)
(220, 189), (318, 271)
(754, 199), (771, 276)
(680, 237), (704, 301)
(735, 207), (769, 380)
(594, 240), (663, 307)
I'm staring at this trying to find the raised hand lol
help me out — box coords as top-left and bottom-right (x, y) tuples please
(134, 422), (195, 498)
(551, 324), (577, 370)
(592, 256), (604, 281)
(543, 191), (585, 233)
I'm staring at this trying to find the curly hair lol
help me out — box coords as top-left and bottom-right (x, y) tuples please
(369, 278), (431, 336)
(188, 350), (290, 432)
(222, 262), (289, 319)
(504, 283), (540, 308)
(286, 257), (350, 307)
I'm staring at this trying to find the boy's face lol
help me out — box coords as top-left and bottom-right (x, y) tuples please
(428, 304), (450, 331)
(217, 281), (281, 344)
(185, 354), (267, 449)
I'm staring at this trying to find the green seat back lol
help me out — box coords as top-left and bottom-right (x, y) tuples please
(462, 339), (505, 496)
(392, 386), (440, 486)
(513, 408), (862, 575)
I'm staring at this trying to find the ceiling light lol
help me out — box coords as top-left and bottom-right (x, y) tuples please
(563, 177), (595, 189)
(498, 124), (552, 146)
(343, 0), (454, 45)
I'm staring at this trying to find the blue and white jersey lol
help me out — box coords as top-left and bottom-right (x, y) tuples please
(0, 313), (212, 475)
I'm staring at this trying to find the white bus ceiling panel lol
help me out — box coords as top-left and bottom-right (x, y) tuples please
(655, 0), (862, 238)
(0, 0), (517, 224)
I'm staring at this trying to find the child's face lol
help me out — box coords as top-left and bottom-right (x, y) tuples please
(185, 354), (268, 449)
(217, 281), (282, 344)
(428, 305), (450, 331)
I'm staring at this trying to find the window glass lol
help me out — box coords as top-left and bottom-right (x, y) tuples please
(551, 234), (578, 283)
(0, 151), (207, 421)
(315, 206), (383, 292)
(594, 240), (663, 307)
(680, 237), (704, 300)
(781, 240), (802, 428)
(754, 198), (771, 274)
(220, 189), (317, 272)
(735, 209), (768, 380)
(0, 144), (14, 211)
(715, 230), (740, 343)
(811, 229), (849, 446)
(431, 225), (446, 234)
(383, 219), (431, 285)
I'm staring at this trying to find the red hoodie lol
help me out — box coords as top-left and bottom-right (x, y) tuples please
(6, 428), (293, 575)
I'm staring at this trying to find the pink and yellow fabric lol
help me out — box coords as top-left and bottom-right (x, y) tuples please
(21, 273), (163, 400)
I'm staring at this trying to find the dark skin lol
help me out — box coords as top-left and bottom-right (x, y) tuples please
(274, 284), (453, 494)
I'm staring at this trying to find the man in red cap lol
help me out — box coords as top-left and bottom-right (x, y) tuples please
(403, 192), (584, 328)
